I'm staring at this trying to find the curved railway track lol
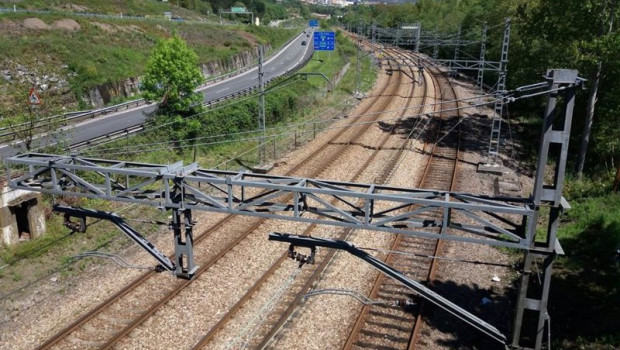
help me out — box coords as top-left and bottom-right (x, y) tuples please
(343, 56), (463, 350)
(35, 45), (415, 350)
(189, 46), (429, 350)
(34, 42), (472, 350)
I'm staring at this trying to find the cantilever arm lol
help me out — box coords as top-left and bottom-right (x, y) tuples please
(53, 205), (176, 272)
(268, 232), (507, 345)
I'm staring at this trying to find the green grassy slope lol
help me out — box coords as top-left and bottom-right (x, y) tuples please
(0, 0), (199, 17)
(0, 1), (297, 110)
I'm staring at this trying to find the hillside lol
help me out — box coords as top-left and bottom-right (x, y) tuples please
(0, 0), (299, 112)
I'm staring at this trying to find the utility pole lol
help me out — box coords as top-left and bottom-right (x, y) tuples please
(355, 23), (362, 97)
(371, 23), (376, 57)
(355, 38), (361, 96)
(486, 18), (511, 163)
(258, 45), (266, 164)
(477, 23), (487, 92)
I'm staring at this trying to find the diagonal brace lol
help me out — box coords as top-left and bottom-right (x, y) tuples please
(53, 205), (176, 273)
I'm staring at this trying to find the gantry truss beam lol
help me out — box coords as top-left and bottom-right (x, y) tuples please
(374, 27), (478, 47)
(374, 37), (478, 47)
(383, 57), (502, 72)
(7, 153), (534, 250)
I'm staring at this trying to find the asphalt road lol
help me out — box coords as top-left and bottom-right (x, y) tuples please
(0, 28), (314, 159)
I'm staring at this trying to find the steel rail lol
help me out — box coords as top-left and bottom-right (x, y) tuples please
(408, 60), (463, 350)
(253, 47), (425, 350)
(341, 52), (464, 350)
(342, 51), (441, 350)
(190, 45), (412, 350)
(35, 43), (403, 350)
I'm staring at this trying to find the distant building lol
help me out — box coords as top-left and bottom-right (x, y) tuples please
(299, 0), (351, 7)
(311, 12), (331, 19)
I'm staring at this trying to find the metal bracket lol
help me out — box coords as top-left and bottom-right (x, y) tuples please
(288, 242), (316, 267)
(53, 205), (177, 275)
(63, 213), (86, 233)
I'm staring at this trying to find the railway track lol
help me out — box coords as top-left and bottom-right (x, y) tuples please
(189, 47), (429, 349)
(343, 58), (463, 350)
(35, 45), (416, 350)
(32, 40), (473, 350)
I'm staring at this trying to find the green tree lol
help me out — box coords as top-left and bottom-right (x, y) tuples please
(0, 86), (65, 153)
(142, 35), (204, 115)
(0, 108), (39, 152)
(503, 0), (620, 184)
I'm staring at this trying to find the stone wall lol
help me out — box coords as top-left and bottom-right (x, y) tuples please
(85, 47), (267, 108)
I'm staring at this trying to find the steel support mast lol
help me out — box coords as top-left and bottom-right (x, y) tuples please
(487, 18), (511, 162)
(415, 24), (421, 53)
(477, 23), (488, 92)
(511, 69), (579, 350)
(453, 25), (461, 68)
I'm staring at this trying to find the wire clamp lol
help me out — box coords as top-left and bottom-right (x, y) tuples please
(63, 213), (86, 233)
(288, 243), (315, 267)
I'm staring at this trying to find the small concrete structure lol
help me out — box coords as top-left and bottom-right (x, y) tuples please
(251, 163), (274, 174)
(477, 162), (507, 175)
(1, 182), (46, 248)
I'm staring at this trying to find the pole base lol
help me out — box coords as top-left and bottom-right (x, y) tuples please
(477, 162), (506, 175)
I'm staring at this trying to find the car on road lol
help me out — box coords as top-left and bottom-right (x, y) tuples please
(301, 40), (307, 45)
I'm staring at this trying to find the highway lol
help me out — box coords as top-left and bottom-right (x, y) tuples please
(0, 29), (314, 159)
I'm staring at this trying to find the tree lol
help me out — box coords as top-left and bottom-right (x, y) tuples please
(489, 0), (619, 183)
(142, 35), (204, 115)
(0, 108), (39, 152)
(0, 86), (64, 153)
(575, 0), (618, 179)
(141, 35), (205, 146)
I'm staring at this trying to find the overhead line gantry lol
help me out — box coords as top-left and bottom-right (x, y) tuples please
(6, 69), (582, 350)
(370, 19), (512, 164)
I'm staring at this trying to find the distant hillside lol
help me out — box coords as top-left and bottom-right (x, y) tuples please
(0, 0), (304, 24)
(0, 1), (301, 112)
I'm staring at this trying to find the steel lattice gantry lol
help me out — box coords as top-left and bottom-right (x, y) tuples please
(385, 56), (502, 72)
(6, 154), (534, 249)
(4, 153), (534, 343)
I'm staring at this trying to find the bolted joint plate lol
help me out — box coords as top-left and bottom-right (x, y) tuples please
(545, 69), (579, 84)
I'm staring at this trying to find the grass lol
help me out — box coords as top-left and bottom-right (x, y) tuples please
(0, 11), (298, 111)
(0, 0), (204, 18)
(547, 174), (620, 349)
(0, 197), (170, 297)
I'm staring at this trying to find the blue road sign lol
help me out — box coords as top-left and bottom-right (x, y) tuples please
(309, 19), (318, 27)
(313, 31), (335, 51)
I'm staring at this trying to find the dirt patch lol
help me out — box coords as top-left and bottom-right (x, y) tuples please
(23, 18), (49, 30)
(127, 25), (144, 33)
(61, 4), (90, 12)
(92, 21), (117, 33)
(0, 19), (20, 34)
(237, 30), (258, 46)
(52, 19), (80, 31)
(155, 24), (168, 33)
